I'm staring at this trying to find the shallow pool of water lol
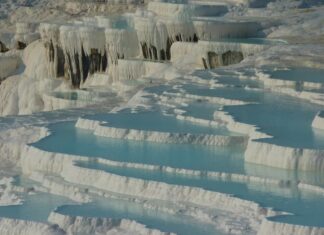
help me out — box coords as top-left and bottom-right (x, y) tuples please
(214, 38), (287, 45)
(266, 67), (324, 84)
(83, 110), (233, 135)
(182, 101), (221, 120)
(224, 93), (324, 148)
(56, 197), (223, 235)
(0, 177), (74, 222)
(181, 84), (264, 102)
(191, 69), (262, 88)
(53, 91), (79, 101)
(33, 121), (244, 173)
(76, 161), (324, 228)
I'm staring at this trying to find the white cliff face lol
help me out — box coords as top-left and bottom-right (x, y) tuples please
(0, 0), (270, 117)
(105, 29), (139, 65)
(0, 41), (63, 116)
(194, 19), (260, 40)
(133, 6), (197, 58)
(39, 20), (141, 87)
(0, 38), (107, 116)
(171, 40), (269, 68)
(115, 59), (170, 81)
(244, 140), (324, 171)
(35, 6), (265, 88)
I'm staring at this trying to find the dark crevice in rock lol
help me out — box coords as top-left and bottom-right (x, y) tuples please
(117, 53), (124, 60)
(66, 52), (81, 88)
(81, 47), (90, 82)
(148, 46), (153, 59)
(208, 52), (221, 68)
(62, 47), (108, 87)
(166, 38), (172, 60)
(141, 42), (148, 59)
(49, 41), (55, 62)
(221, 51), (244, 66)
(140, 42), (159, 60)
(73, 53), (81, 88)
(206, 50), (244, 69)
(0, 41), (9, 53)
(66, 53), (73, 84)
(89, 48), (101, 75)
(45, 41), (65, 77)
(16, 41), (27, 50)
(56, 46), (65, 77)
(160, 49), (166, 61)
(175, 34), (182, 41)
(202, 58), (208, 69)
(193, 34), (199, 42)
(295, 81), (304, 92)
(150, 45), (158, 60)
(101, 51), (108, 71)
(141, 33), (199, 61)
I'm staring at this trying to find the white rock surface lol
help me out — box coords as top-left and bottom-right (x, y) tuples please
(312, 111), (324, 131)
(258, 219), (324, 235)
(0, 218), (65, 235)
(0, 52), (20, 80)
(75, 117), (247, 146)
(48, 212), (173, 235)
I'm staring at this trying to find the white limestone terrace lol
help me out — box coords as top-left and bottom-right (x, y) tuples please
(0, 84), (316, 234)
(254, 67), (324, 87)
(196, 73), (324, 173)
(0, 1), (324, 235)
(75, 116), (247, 146)
(0, 100), (323, 235)
(134, 66), (324, 175)
(72, 86), (248, 147)
(246, 67), (324, 106)
(0, 124), (276, 235)
(0, 115), (308, 234)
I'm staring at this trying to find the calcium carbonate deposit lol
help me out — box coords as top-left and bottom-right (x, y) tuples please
(0, 0), (324, 234)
